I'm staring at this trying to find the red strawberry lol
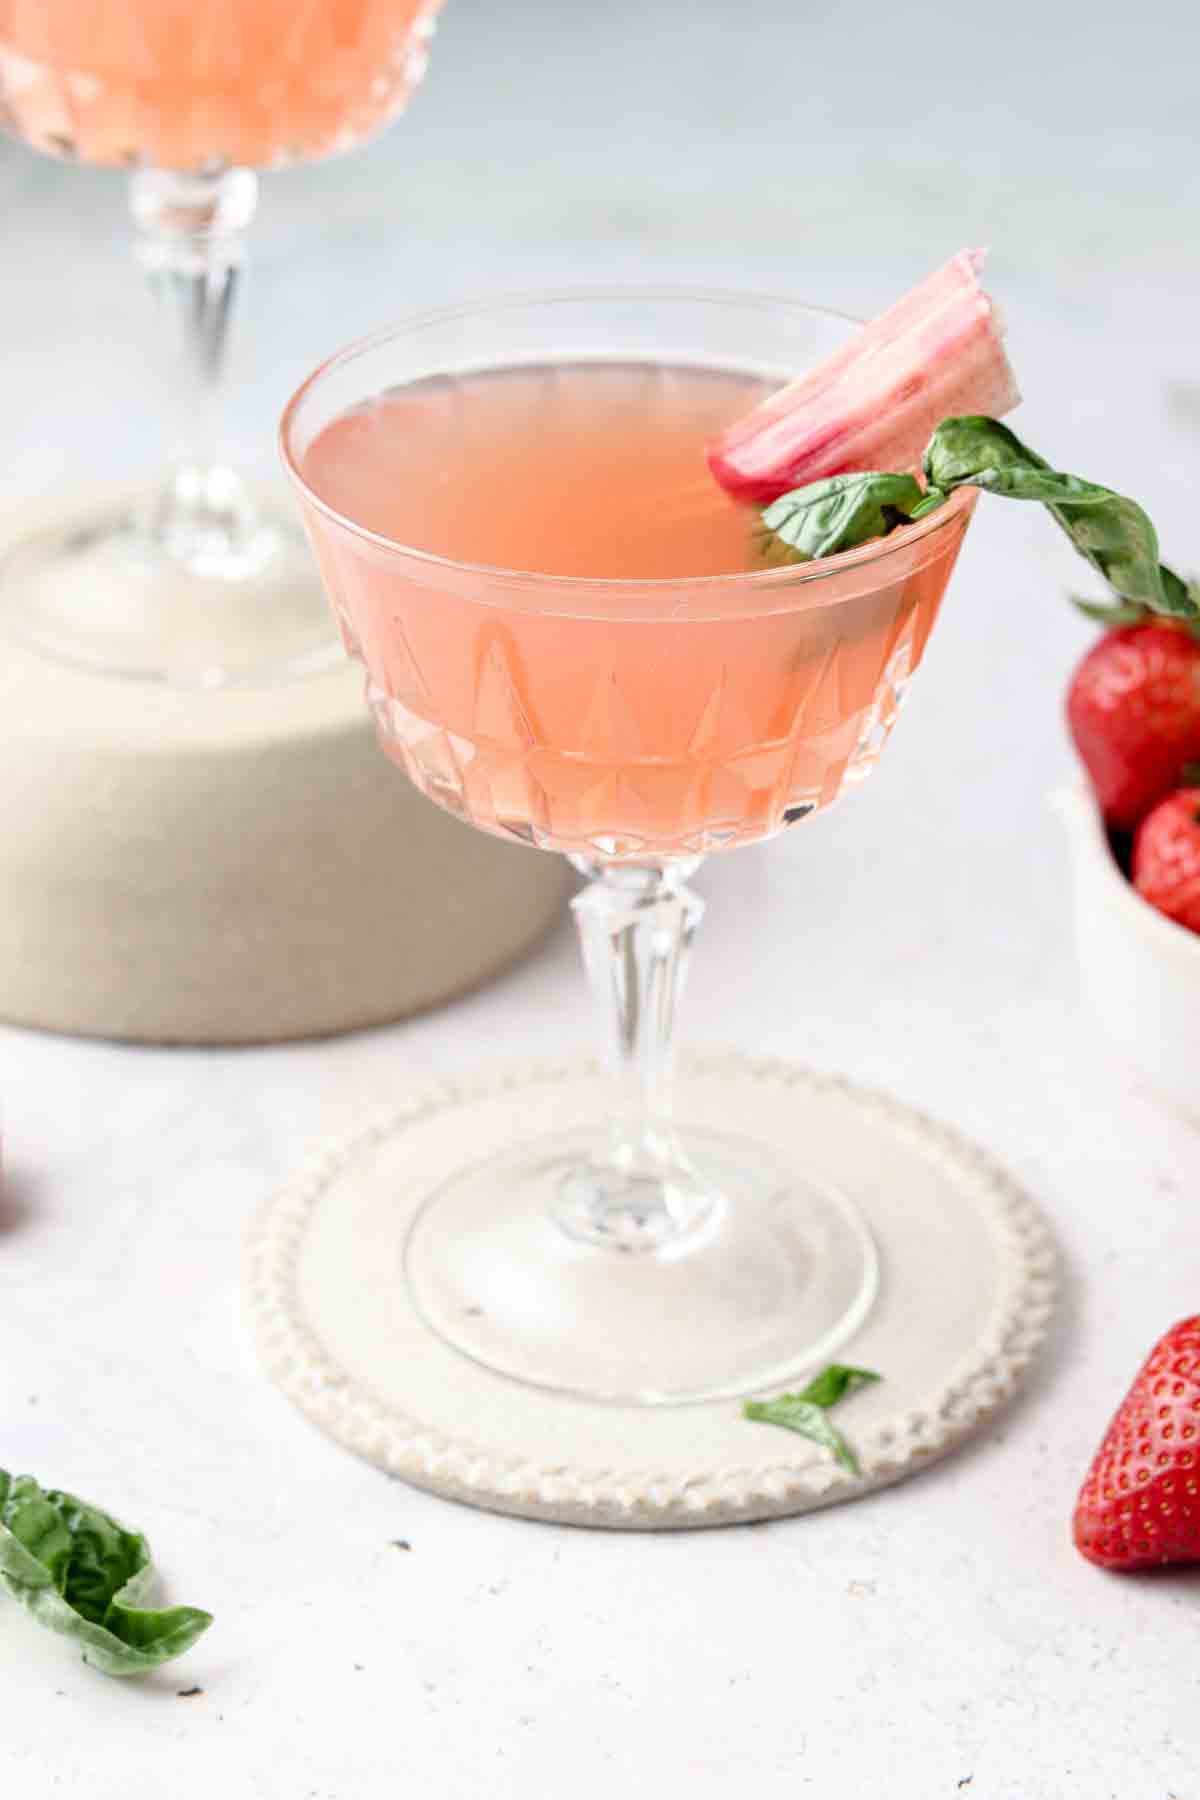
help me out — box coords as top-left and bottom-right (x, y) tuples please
(1066, 623), (1200, 829)
(1133, 788), (1200, 931)
(1074, 1317), (1200, 1569)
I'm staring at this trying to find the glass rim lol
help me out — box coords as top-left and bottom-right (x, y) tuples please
(279, 283), (975, 596)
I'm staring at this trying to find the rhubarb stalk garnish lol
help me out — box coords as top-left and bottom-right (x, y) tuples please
(708, 249), (1020, 504)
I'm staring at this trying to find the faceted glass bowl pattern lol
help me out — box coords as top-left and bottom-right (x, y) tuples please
(283, 292), (975, 861)
(0, 0), (442, 169)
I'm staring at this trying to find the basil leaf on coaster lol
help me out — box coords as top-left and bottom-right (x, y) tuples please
(793, 1363), (881, 1409)
(743, 1362), (881, 1475)
(0, 1471), (212, 1676)
(742, 1397), (863, 1474)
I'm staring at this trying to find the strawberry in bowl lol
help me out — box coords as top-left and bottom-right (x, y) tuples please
(1058, 607), (1200, 1113)
(1133, 786), (1200, 929)
(1067, 624), (1200, 832)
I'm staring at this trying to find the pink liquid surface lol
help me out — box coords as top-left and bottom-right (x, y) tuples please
(0, 0), (439, 168)
(299, 361), (971, 859)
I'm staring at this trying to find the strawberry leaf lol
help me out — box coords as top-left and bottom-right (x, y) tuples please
(1070, 596), (1149, 628)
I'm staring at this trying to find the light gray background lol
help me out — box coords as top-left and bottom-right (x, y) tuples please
(3, 0), (1199, 492)
(3, 2), (1200, 1795)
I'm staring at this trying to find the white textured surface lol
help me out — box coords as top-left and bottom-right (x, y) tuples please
(3, 0), (1200, 1791)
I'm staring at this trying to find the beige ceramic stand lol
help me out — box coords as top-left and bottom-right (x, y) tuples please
(0, 491), (571, 1044)
(248, 1053), (1058, 1528)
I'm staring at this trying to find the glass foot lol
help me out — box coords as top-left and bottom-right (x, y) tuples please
(404, 1125), (879, 1404)
(0, 492), (341, 688)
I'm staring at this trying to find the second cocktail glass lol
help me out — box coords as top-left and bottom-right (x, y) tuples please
(0, 0), (442, 684)
(282, 291), (976, 1403)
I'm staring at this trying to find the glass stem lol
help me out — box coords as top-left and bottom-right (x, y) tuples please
(557, 858), (718, 1251)
(130, 166), (266, 577)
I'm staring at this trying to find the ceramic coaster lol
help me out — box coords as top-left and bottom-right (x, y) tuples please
(247, 1053), (1057, 1528)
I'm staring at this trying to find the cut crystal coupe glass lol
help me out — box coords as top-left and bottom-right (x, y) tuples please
(0, 0), (442, 685)
(281, 291), (976, 1403)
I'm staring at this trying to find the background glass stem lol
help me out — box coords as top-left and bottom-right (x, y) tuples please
(130, 166), (263, 576)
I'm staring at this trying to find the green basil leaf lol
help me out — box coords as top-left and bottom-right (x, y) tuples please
(923, 416), (1197, 619)
(0, 1470), (212, 1676)
(742, 1397), (863, 1474)
(794, 1363), (881, 1409)
(908, 486), (949, 521)
(921, 414), (1053, 491)
(757, 471), (926, 564)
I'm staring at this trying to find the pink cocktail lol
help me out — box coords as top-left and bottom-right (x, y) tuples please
(282, 291), (976, 1402)
(299, 355), (967, 859)
(0, 0), (444, 684)
(0, 0), (439, 168)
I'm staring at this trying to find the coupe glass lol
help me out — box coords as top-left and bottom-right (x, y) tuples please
(281, 290), (976, 1403)
(0, 0), (442, 685)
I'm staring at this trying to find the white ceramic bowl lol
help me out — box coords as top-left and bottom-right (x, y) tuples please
(1056, 783), (1200, 1115)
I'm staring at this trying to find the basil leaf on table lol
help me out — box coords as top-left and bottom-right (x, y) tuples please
(757, 472), (926, 564)
(0, 1471), (212, 1676)
(922, 416), (1197, 619)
